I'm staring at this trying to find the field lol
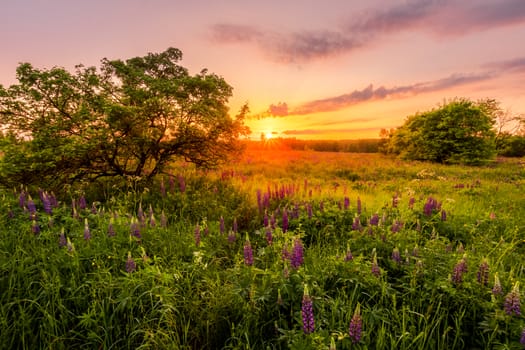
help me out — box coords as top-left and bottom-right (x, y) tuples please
(1, 143), (525, 349)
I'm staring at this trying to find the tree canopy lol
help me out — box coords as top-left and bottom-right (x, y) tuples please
(381, 98), (498, 164)
(0, 48), (249, 189)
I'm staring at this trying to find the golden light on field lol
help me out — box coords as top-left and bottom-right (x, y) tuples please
(265, 131), (274, 140)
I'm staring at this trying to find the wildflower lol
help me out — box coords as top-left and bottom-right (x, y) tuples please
(392, 194), (399, 208)
(91, 202), (97, 215)
(282, 243), (291, 261)
(108, 219), (116, 237)
(391, 220), (403, 233)
(66, 237), (75, 253)
(125, 252), (136, 273)
(282, 208), (289, 233)
(178, 174), (186, 193)
(42, 193), (52, 215)
(19, 190), (26, 208)
(227, 230), (236, 244)
(149, 213), (156, 227)
(233, 218), (238, 233)
(477, 258), (489, 286)
(504, 282), (521, 316)
(160, 211), (167, 228)
(424, 197), (437, 216)
(370, 213), (379, 226)
(301, 285), (315, 334)
(265, 226), (273, 245)
(441, 209), (447, 221)
(452, 256), (467, 285)
(83, 218), (91, 240)
(59, 228), (67, 247)
(307, 203), (313, 219)
(291, 238), (304, 269)
(243, 235), (254, 266)
(344, 197), (350, 210)
(489, 212), (496, 220)
(219, 216), (225, 234)
(270, 213), (276, 229)
(78, 195), (87, 210)
(356, 196), (362, 215)
(352, 216), (361, 231)
(137, 203), (145, 227)
(27, 196), (37, 218)
(130, 218), (141, 239)
(392, 247), (401, 264)
(492, 273), (503, 296)
(160, 177), (166, 197)
(345, 244), (353, 261)
(31, 220), (40, 234)
(263, 211), (269, 227)
(349, 303), (363, 344)
(195, 224), (201, 247)
(408, 197), (415, 209)
(520, 327), (525, 347)
(412, 244), (419, 257)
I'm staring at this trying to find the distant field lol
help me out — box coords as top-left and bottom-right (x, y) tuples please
(1, 144), (524, 349)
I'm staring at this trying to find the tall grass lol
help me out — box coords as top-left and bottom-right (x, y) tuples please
(0, 147), (524, 349)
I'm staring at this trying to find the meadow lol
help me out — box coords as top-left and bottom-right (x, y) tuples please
(1, 142), (524, 349)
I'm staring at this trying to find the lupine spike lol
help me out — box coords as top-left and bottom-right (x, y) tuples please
(492, 273), (502, 296)
(349, 303), (363, 344)
(504, 282), (521, 316)
(59, 227), (67, 247)
(126, 252), (136, 273)
(301, 285), (315, 334)
(83, 218), (91, 240)
(291, 238), (304, 269)
(243, 234), (254, 266)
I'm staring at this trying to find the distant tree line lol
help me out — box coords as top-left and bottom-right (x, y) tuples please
(280, 138), (381, 153)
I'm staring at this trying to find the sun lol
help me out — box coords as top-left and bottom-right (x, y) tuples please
(265, 131), (274, 140)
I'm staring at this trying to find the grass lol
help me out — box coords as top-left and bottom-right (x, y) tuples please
(0, 144), (524, 349)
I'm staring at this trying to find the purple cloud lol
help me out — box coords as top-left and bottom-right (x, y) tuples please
(268, 102), (289, 117)
(211, 1), (525, 63)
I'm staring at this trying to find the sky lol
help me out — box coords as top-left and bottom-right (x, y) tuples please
(1, 0), (525, 140)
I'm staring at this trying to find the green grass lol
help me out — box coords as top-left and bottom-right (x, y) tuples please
(0, 149), (524, 349)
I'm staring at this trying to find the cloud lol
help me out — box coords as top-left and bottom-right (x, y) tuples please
(261, 71), (492, 117)
(210, 1), (525, 63)
(485, 56), (525, 73)
(268, 102), (289, 117)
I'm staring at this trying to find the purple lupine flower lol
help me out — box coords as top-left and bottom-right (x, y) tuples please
(19, 190), (26, 208)
(78, 195), (87, 210)
(265, 226), (273, 245)
(370, 213), (379, 226)
(408, 197), (415, 209)
(149, 213), (156, 227)
(42, 193), (52, 215)
(270, 213), (276, 229)
(520, 328), (525, 347)
(424, 197), (438, 216)
(178, 175), (186, 193)
(345, 245), (353, 261)
(233, 218), (238, 233)
(451, 257), (467, 285)
(477, 258), (489, 286)
(107, 220), (116, 237)
(356, 197), (362, 215)
(391, 247), (401, 264)
(160, 178), (166, 197)
(282, 209), (289, 233)
(301, 286), (315, 334)
(307, 203), (313, 219)
(391, 220), (403, 233)
(137, 204), (145, 227)
(90, 202), (97, 215)
(263, 211), (269, 228)
(392, 194), (399, 208)
(130, 218), (141, 239)
(27, 196), (37, 218)
(59, 229), (67, 247)
(504, 282), (521, 316)
(344, 197), (350, 210)
(290, 238), (304, 269)
(441, 209), (447, 221)
(352, 216), (361, 231)
(126, 252), (136, 273)
(227, 230), (236, 244)
(292, 203), (300, 219)
(219, 216), (225, 234)
(349, 303), (362, 344)
(492, 273), (503, 296)
(194, 224), (201, 247)
(160, 211), (167, 228)
(243, 236), (254, 266)
(83, 218), (91, 240)
(31, 220), (40, 234)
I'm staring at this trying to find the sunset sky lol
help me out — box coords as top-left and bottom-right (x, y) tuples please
(2, 0), (525, 139)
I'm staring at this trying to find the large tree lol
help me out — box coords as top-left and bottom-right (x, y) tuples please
(384, 98), (497, 164)
(0, 48), (249, 188)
